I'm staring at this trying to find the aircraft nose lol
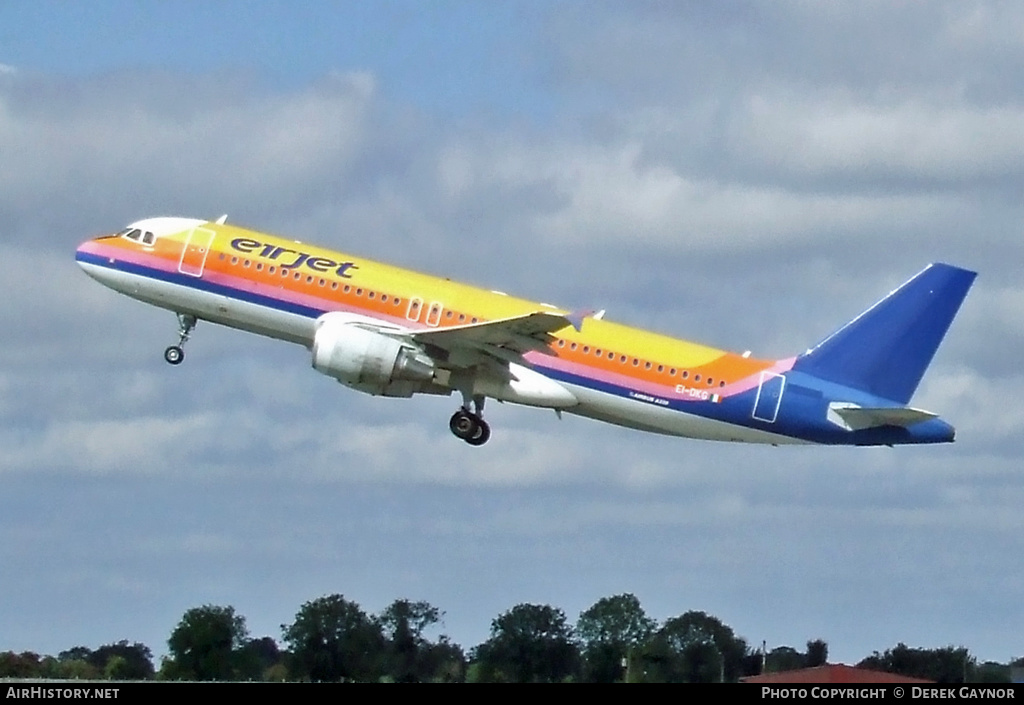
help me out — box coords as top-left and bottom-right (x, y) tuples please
(75, 235), (112, 276)
(75, 239), (95, 269)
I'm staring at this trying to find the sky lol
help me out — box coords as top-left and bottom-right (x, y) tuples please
(1, 1), (1022, 668)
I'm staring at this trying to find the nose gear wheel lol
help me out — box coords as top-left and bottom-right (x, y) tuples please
(164, 313), (197, 365)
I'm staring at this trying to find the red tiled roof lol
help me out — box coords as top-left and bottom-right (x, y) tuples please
(742, 664), (934, 683)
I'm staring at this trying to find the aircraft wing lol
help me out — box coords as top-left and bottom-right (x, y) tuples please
(828, 403), (938, 431)
(411, 311), (580, 360)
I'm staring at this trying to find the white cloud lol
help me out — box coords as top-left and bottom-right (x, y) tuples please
(0, 71), (376, 228)
(430, 138), (964, 254)
(730, 93), (1024, 181)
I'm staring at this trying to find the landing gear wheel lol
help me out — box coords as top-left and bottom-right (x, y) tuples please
(164, 345), (184, 365)
(449, 409), (478, 441)
(465, 418), (491, 446)
(449, 410), (491, 446)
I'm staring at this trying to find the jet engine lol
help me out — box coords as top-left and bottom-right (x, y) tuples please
(311, 316), (437, 397)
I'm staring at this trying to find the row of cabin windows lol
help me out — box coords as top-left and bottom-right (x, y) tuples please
(218, 254), (719, 382)
(220, 253), (480, 324)
(555, 338), (726, 387)
(220, 255), (719, 383)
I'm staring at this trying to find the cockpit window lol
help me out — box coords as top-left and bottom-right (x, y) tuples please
(120, 228), (156, 246)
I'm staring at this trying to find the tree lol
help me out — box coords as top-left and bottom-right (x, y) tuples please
(377, 599), (445, 682)
(646, 611), (750, 682)
(57, 647), (100, 680)
(92, 641), (155, 680)
(806, 639), (829, 668)
(974, 661), (1011, 683)
(472, 603), (580, 682)
(419, 635), (466, 683)
(576, 593), (655, 682)
(165, 605), (248, 680)
(0, 652), (43, 678)
(765, 646), (805, 673)
(282, 594), (385, 682)
(236, 636), (284, 681)
(858, 643), (975, 683)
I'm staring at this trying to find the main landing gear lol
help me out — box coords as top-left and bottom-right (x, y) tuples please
(164, 313), (196, 365)
(449, 393), (491, 446)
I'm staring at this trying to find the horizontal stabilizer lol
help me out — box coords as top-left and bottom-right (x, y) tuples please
(828, 402), (938, 431)
(794, 263), (976, 403)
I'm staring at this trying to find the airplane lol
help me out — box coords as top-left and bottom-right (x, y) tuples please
(75, 216), (976, 447)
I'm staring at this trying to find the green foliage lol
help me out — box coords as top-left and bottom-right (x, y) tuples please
(377, 599), (464, 682)
(974, 661), (1011, 683)
(805, 639), (829, 668)
(858, 643), (975, 683)
(263, 661), (290, 682)
(378, 599), (438, 682)
(644, 611), (749, 682)
(576, 593), (655, 682)
(420, 635), (466, 682)
(6, 594), (1020, 684)
(0, 651), (43, 678)
(57, 658), (101, 680)
(282, 594), (385, 682)
(473, 603), (581, 682)
(236, 636), (284, 681)
(765, 645), (805, 673)
(92, 640), (155, 680)
(166, 604), (248, 680)
(55, 641), (154, 680)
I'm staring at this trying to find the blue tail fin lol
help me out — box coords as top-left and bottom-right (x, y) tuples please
(794, 263), (976, 404)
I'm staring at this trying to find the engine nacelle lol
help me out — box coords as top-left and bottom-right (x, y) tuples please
(311, 316), (436, 397)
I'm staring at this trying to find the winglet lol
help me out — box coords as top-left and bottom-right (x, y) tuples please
(565, 309), (595, 332)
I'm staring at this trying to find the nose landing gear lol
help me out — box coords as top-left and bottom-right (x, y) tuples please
(164, 313), (197, 365)
(449, 393), (490, 446)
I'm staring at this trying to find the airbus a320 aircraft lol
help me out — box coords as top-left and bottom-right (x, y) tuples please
(76, 216), (975, 447)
